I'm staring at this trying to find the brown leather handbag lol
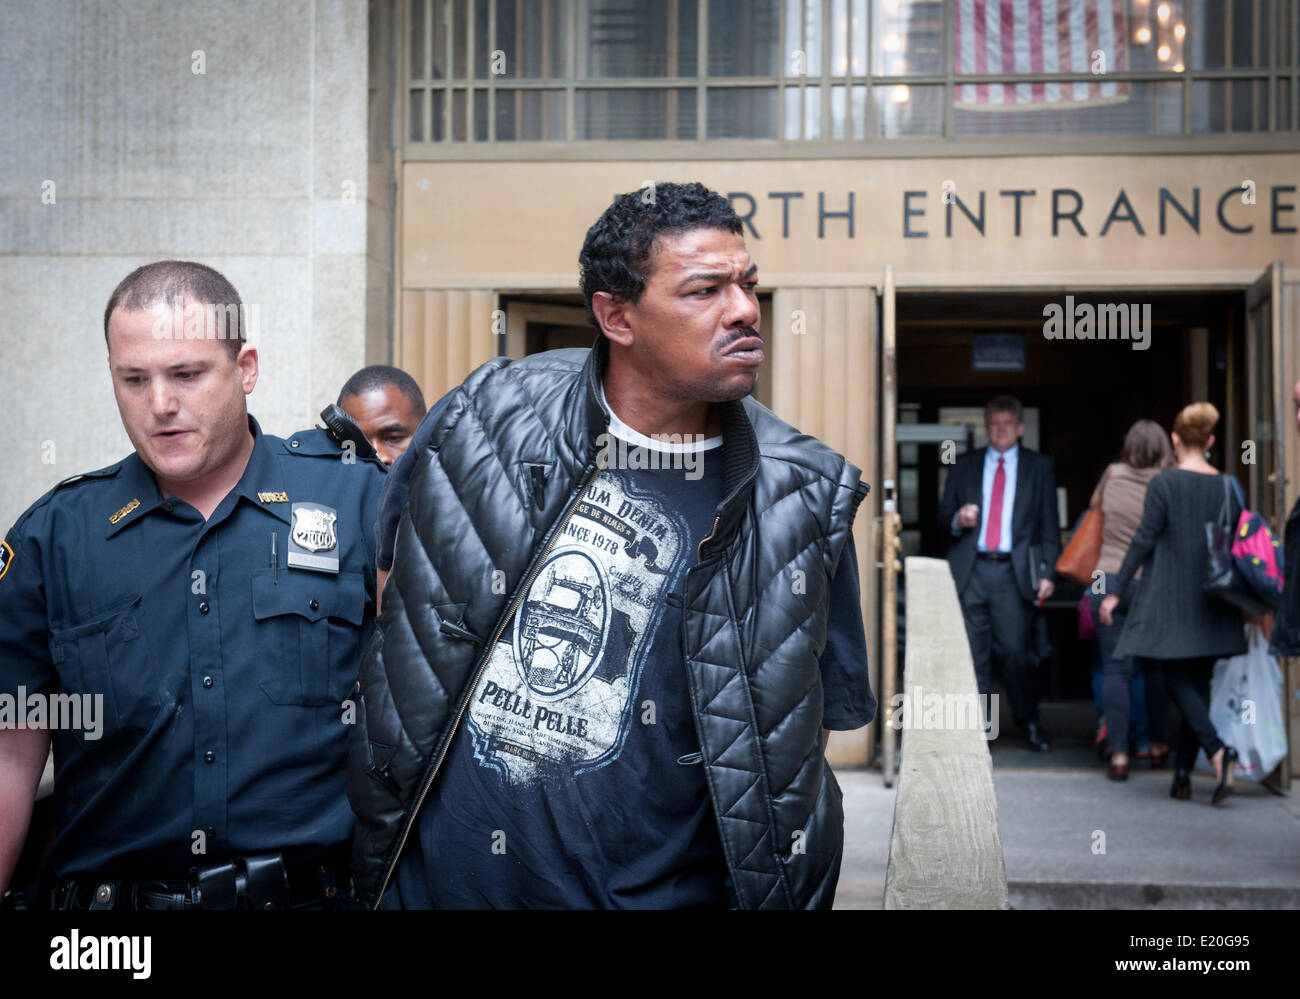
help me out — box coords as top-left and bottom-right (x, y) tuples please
(1056, 467), (1109, 585)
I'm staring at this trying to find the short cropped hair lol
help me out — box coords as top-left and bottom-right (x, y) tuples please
(578, 181), (744, 330)
(104, 261), (245, 357)
(338, 365), (427, 415)
(985, 395), (1023, 425)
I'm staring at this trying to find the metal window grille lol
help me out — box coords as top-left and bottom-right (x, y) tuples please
(403, 0), (1299, 149)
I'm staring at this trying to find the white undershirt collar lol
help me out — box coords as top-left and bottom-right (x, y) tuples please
(599, 381), (723, 453)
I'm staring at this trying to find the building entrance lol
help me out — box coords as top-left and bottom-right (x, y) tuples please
(895, 288), (1251, 752)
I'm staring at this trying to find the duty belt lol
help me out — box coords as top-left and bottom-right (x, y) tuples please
(42, 847), (353, 911)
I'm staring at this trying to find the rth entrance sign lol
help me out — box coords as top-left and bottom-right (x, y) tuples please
(727, 183), (1296, 241)
(401, 154), (1299, 287)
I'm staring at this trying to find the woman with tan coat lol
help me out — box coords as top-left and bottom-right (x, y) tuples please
(1087, 420), (1173, 781)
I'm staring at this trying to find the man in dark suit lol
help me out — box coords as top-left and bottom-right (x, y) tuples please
(937, 395), (1061, 751)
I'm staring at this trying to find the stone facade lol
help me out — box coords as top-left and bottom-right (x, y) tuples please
(0, 0), (387, 528)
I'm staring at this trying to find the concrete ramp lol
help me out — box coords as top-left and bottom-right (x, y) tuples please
(883, 556), (1009, 909)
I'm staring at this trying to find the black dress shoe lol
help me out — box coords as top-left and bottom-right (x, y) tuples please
(1025, 721), (1051, 752)
(1211, 747), (1238, 805)
(1170, 769), (1191, 800)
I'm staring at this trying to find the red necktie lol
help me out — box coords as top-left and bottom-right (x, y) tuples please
(985, 456), (1005, 551)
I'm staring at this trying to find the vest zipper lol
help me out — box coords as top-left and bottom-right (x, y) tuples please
(371, 464), (602, 907)
(696, 515), (721, 563)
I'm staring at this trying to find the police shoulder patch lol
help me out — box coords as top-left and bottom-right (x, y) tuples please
(0, 540), (13, 584)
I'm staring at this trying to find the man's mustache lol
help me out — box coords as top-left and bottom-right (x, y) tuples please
(719, 328), (762, 349)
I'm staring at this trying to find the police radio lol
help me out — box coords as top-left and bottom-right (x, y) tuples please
(319, 404), (379, 462)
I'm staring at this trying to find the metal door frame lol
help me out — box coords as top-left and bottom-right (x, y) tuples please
(878, 266), (901, 786)
(1246, 261), (1291, 790)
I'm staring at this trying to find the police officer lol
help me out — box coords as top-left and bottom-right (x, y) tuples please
(0, 261), (386, 909)
(337, 365), (427, 469)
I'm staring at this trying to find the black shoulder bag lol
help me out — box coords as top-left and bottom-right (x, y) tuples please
(1203, 474), (1269, 614)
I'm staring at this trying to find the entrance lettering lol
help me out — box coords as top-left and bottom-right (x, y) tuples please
(722, 184), (1296, 239)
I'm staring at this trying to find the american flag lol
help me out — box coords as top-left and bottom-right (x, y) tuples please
(954, 0), (1130, 109)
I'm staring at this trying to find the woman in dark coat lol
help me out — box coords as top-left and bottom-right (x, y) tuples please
(1099, 402), (1245, 803)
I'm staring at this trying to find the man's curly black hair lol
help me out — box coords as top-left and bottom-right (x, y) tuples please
(578, 182), (743, 331)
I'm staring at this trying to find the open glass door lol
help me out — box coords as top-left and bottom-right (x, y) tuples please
(1246, 261), (1291, 789)
(1246, 263), (1286, 526)
(879, 266), (901, 787)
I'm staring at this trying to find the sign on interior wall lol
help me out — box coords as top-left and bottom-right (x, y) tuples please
(972, 334), (1026, 372)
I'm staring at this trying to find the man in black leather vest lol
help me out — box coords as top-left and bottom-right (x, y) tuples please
(348, 182), (874, 909)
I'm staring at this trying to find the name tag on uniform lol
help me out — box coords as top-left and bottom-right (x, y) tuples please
(288, 502), (340, 574)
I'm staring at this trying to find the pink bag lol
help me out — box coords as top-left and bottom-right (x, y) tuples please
(1230, 509), (1285, 608)
(1077, 592), (1097, 641)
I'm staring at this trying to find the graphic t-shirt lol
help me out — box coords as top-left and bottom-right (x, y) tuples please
(384, 415), (874, 909)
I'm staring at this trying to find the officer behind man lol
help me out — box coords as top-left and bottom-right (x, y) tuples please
(337, 365), (427, 469)
(0, 261), (386, 909)
(334, 365), (430, 612)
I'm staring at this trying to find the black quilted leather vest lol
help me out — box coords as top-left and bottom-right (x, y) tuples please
(347, 340), (868, 909)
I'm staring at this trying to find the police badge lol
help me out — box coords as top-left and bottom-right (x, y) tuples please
(287, 502), (340, 573)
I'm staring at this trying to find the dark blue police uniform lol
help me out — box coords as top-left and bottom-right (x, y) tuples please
(0, 416), (384, 907)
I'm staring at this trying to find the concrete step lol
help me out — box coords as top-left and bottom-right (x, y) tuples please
(1009, 879), (1300, 909)
(839, 762), (1300, 911)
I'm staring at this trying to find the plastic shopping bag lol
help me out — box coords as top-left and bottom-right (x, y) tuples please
(1195, 623), (1288, 780)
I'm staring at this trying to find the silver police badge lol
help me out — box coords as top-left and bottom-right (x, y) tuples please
(288, 502), (340, 573)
